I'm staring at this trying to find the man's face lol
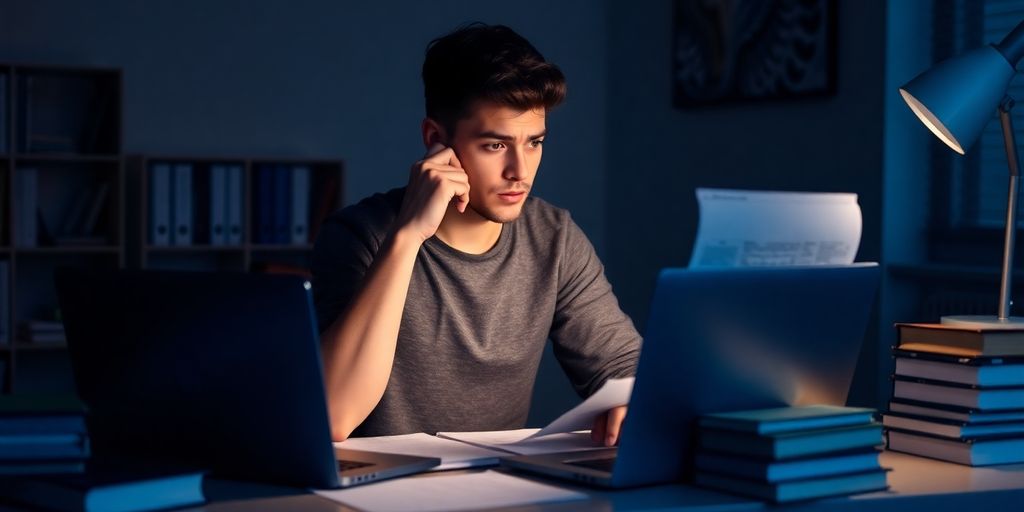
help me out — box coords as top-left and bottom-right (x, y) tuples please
(447, 102), (546, 223)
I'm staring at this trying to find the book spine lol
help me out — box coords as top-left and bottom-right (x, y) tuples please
(256, 165), (273, 244)
(150, 163), (172, 246)
(80, 183), (109, 239)
(210, 165), (227, 246)
(172, 163), (193, 246)
(15, 168), (38, 248)
(226, 165), (243, 245)
(273, 165), (290, 244)
(290, 165), (310, 245)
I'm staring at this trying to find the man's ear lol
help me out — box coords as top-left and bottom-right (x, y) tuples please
(421, 118), (449, 148)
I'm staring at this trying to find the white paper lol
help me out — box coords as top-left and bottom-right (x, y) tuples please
(335, 433), (507, 470)
(314, 470), (588, 512)
(437, 429), (604, 456)
(689, 188), (862, 268)
(531, 377), (634, 438)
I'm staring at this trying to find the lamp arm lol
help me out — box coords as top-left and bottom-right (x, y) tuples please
(996, 19), (1024, 66)
(998, 97), (1021, 320)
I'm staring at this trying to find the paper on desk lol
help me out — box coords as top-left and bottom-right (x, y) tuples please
(335, 433), (507, 470)
(314, 470), (588, 512)
(530, 376), (634, 438)
(437, 428), (602, 456)
(689, 188), (862, 268)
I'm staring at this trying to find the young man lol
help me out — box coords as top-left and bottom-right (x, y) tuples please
(312, 24), (640, 444)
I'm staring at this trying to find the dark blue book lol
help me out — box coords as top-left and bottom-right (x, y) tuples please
(699, 423), (883, 460)
(883, 412), (1024, 439)
(694, 449), (880, 483)
(0, 394), (86, 437)
(887, 429), (1024, 466)
(695, 469), (889, 503)
(698, 405), (875, 435)
(893, 348), (1024, 387)
(0, 459), (85, 475)
(888, 399), (1024, 424)
(273, 165), (291, 244)
(0, 433), (89, 460)
(256, 165), (274, 244)
(0, 461), (205, 512)
(892, 376), (1024, 411)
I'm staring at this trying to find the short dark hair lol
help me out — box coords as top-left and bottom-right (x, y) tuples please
(422, 23), (566, 135)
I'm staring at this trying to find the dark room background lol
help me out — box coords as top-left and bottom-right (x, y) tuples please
(0, 0), (984, 426)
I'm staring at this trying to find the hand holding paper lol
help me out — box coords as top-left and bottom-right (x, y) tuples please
(529, 377), (634, 439)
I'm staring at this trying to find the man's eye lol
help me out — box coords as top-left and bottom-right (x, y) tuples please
(484, 143), (505, 151)
(530, 139), (544, 148)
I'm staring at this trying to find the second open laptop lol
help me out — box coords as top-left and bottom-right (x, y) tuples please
(502, 263), (881, 488)
(55, 268), (439, 489)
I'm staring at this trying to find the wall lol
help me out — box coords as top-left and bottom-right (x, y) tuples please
(604, 0), (890, 407)
(0, 0), (609, 423)
(0, 0), (904, 417)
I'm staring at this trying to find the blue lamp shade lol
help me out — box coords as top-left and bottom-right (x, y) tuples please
(899, 45), (1015, 154)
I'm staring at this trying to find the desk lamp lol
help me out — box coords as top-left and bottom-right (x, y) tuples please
(900, 19), (1024, 326)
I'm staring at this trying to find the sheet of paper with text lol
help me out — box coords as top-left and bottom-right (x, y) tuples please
(689, 188), (862, 268)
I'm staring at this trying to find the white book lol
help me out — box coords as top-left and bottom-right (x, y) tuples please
(209, 165), (228, 246)
(172, 163), (193, 246)
(15, 168), (37, 248)
(149, 163), (172, 246)
(336, 433), (507, 471)
(290, 165), (310, 245)
(226, 165), (243, 245)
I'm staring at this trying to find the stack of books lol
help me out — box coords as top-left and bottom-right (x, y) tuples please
(884, 322), (1024, 466)
(18, 319), (66, 344)
(0, 460), (206, 512)
(694, 405), (887, 503)
(0, 394), (89, 475)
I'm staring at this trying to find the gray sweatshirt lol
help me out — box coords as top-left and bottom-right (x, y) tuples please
(311, 188), (641, 436)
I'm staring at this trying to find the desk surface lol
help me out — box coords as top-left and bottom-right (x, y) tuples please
(187, 451), (1023, 512)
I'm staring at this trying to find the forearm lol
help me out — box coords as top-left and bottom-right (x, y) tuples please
(320, 228), (421, 440)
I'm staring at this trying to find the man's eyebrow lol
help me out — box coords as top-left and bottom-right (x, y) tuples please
(474, 130), (547, 141)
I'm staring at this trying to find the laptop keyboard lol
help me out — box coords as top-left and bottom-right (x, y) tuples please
(567, 457), (616, 472)
(337, 459), (374, 472)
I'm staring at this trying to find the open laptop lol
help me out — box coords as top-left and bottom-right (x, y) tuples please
(502, 263), (880, 488)
(54, 268), (439, 489)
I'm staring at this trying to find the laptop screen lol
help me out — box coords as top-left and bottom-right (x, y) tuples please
(56, 268), (341, 488)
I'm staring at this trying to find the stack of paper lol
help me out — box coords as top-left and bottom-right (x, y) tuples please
(336, 433), (507, 471)
(315, 470), (588, 512)
(689, 188), (862, 268)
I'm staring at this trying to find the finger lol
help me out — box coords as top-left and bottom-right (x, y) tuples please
(591, 411), (608, 445)
(452, 182), (470, 213)
(423, 146), (456, 165)
(448, 148), (463, 169)
(424, 143), (447, 159)
(605, 407), (627, 447)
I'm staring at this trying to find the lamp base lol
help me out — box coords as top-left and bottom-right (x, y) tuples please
(940, 315), (1024, 329)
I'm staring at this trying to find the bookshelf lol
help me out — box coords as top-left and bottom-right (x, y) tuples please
(128, 156), (344, 274)
(0, 64), (124, 394)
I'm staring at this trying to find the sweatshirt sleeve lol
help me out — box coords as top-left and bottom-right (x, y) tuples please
(549, 216), (642, 398)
